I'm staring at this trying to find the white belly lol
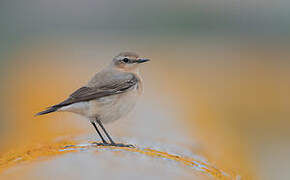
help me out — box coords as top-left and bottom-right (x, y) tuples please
(59, 85), (140, 124)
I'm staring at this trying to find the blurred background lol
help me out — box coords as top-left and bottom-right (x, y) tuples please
(0, 0), (290, 179)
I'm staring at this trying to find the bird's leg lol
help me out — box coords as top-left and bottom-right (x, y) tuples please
(96, 119), (116, 145)
(96, 119), (134, 148)
(91, 122), (108, 145)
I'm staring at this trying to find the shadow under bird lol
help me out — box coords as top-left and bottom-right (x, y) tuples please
(36, 52), (150, 147)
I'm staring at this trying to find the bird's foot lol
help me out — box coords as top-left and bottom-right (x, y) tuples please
(92, 142), (134, 148)
(111, 143), (135, 148)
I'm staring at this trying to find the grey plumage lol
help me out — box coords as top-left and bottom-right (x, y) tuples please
(35, 52), (149, 146)
(35, 106), (59, 116)
(36, 72), (138, 116)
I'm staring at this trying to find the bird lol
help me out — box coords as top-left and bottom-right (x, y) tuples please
(36, 52), (150, 147)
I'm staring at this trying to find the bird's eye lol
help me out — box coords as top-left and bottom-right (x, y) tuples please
(122, 58), (129, 63)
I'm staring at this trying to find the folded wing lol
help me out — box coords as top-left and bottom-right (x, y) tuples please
(36, 73), (138, 115)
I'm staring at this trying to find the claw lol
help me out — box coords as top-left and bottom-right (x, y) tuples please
(111, 143), (135, 148)
(92, 142), (135, 148)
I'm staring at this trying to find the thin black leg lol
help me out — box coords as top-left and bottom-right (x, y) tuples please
(96, 120), (116, 145)
(91, 122), (108, 144)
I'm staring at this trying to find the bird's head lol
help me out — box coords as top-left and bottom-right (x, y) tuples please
(111, 52), (150, 72)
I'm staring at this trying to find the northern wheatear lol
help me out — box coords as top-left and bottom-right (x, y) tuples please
(36, 52), (150, 147)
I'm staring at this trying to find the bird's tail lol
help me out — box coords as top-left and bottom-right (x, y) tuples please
(35, 106), (59, 116)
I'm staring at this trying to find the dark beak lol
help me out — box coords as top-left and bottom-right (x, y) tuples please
(137, 58), (150, 63)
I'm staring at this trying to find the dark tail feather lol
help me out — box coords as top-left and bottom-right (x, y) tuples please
(35, 106), (59, 116)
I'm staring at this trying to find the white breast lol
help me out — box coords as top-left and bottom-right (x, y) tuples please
(88, 84), (140, 123)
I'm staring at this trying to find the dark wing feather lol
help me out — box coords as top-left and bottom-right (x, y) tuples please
(52, 74), (138, 108)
